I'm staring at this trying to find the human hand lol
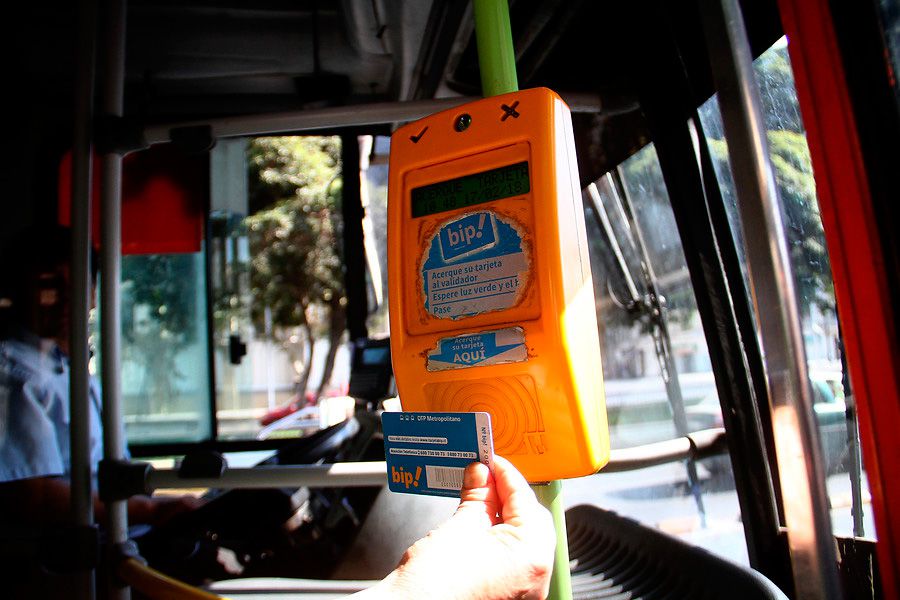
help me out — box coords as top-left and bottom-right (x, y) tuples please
(149, 494), (205, 526)
(359, 456), (556, 600)
(127, 494), (205, 526)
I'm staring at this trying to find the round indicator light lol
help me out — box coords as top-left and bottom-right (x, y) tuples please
(454, 114), (472, 132)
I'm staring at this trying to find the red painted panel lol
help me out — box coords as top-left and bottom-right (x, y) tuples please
(58, 145), (207, 255)
(777, 0), (900, 594)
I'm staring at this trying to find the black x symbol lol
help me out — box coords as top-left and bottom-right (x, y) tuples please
(501, 101), (520, 121)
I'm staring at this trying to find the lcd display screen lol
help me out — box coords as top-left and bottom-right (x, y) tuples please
(411, 161), (530, 218)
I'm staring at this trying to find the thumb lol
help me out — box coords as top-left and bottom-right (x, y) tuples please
(451, 462), (501, 527)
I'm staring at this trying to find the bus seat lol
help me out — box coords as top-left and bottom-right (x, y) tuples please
(330, 484), (458, 580)
(566, 504), (788, 599)
(203, 502), (788, 598)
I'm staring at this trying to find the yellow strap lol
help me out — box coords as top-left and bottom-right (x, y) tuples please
(118, 557), (226, 600)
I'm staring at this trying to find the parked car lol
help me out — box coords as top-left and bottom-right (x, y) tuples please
(259, 391), (318, 427)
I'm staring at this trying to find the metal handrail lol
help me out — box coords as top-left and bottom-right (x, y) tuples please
(99, 2), (130, 590)
(602, 428), (728, 473)
(147, 460), (388, 491)
(145, 430), (729, 491)
(142, 92), (604, 145)
(70, 1), (98, 599)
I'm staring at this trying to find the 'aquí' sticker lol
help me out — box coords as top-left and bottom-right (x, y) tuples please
(427, 327), (527, 371)
(422, 210), (529, 319)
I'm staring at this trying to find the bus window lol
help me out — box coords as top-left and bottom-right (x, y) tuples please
(121, 250), (213, 444)
(697, 37), (875, 539)
(876, 0), (900, 105)
(564, 146), (748, 566)
(207, 136), (353, 442)
(122, 135), (355, 445)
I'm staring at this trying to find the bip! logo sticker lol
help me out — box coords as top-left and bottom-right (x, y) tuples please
(422, 210), (529, 320)
(391, 465), (422, 489)
(439, 211), (498, 262)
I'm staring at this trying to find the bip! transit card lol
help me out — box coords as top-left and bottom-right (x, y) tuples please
(382, 412), (493, 498)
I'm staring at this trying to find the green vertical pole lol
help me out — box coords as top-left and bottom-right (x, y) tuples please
(473, 0), (518, 96)
(473, 2), (572, 599)
(532, 481), (573, 600)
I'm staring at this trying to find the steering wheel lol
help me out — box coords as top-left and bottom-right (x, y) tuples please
(136, 418), (365, 582)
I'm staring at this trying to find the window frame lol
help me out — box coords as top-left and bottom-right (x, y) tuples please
(630, 40), (791, 584)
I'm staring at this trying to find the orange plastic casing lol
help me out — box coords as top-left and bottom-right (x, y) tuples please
(387, 88), (609, 482)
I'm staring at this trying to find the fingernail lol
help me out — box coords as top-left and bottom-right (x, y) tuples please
(463, 461), (488, 489)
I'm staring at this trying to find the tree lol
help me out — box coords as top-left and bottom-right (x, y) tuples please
(245, 136), (346, 400)
(702, 43), (835, 315)
(767, 130), (834, 313)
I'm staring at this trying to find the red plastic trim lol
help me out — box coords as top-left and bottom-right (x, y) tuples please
(58, 146), (206, 255)
(777, 0), (900, 594)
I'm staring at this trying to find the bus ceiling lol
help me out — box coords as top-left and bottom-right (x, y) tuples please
(8, 0), (784, 186)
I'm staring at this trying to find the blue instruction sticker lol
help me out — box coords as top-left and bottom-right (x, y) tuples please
(422, 210), (530, 319)
(383, 412), (493, 498)
(427, 327), (527, 371)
